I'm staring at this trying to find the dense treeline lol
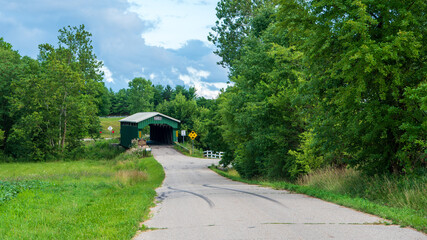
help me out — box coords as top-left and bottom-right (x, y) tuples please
(103, 80), (198, 116)
(207, 0), (426, 178)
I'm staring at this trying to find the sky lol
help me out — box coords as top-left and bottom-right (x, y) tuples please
(0, 0), (229, 99)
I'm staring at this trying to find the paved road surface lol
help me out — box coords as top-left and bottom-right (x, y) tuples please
(135, 146), (426, 240)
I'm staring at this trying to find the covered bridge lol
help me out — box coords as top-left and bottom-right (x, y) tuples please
(119, 112), (180, 148)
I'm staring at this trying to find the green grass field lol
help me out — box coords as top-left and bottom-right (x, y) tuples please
(0, 141), (164, 239)
(99, 117), (122, 139)
(211, 167), (427, 233)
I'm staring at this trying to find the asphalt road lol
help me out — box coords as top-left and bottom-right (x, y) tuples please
(134, 146), (426, 240)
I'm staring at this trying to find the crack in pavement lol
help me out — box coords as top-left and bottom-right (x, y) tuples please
(168, 186), (215, 208)
(202, 184), (287, 207)
(262, 222), (390, 225)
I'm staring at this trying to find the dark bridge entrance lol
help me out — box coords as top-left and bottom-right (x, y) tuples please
(119, 112), (180, 148)
(150, 124), (173, 145)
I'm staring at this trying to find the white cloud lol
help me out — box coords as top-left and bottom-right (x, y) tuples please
(126, 0), (218, 49)
(100, 65), (114, 83)
(149, 73), (157, 79)
(178, 67), (228, 99)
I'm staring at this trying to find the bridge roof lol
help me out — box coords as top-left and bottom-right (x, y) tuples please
(119, 112), (180, 124)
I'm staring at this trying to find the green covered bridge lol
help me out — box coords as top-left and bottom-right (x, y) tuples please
(119, 112), (180, 148)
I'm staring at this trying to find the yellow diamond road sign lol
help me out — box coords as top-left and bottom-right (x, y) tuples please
(189, 131), (197, 140)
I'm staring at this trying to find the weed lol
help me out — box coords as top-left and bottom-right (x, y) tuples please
(0, 180), (51, 204)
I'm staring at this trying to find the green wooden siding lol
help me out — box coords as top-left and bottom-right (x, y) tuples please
(120, 124), (138, 148)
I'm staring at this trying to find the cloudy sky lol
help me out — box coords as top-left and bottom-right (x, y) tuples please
(0, 0), (229, 98)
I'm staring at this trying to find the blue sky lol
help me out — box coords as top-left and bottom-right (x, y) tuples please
(0, 0), (229, 98)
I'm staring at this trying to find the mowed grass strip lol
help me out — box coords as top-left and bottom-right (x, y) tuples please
(210, 167), (427, 233)
(0, 147), (164, 239)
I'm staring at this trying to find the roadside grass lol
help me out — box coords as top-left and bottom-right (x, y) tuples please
(0, 141), (165, 240)
(174, 142), (205, 158)
(99, 117), (122, 139)
(210, 166), (427, 233)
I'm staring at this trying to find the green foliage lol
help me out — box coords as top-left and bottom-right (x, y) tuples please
(0, 129), (4, 146)
(128, 77), (154, 114)
(277, 0), (426, 174)
(66, 139), (125, 161)
(110, 88), (130, 115)
(193, 99), (228, 152)
(212, 5), (305, 178)
(0, 38), (23, 151)
(0, 180), (51, 204)
(288, 130), (324, 178)
(156, 92), (199, 131)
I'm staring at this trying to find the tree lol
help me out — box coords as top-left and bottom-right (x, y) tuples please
(152, 84), (165, 108)
(174, 85), (197, 100)
(98, 86), (112, 116)
(111, 88), (130, 115)
(162, 85), (174, 102)
(193, 98), (228, 152)
(128, 77), (154, 114)
(56, 25), (107, 117)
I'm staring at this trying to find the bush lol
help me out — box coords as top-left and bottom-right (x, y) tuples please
(65, 139), (125, 161)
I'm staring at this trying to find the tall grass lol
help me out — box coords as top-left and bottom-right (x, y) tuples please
(0, 140), (165, 240)
(211, 166), (427, 232)
(297, 167), (427, 214)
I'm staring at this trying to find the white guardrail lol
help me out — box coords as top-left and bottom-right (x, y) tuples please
(203, 150), (224, 159)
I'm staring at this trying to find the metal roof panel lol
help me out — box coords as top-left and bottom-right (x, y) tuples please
(119, 112), (181, 123)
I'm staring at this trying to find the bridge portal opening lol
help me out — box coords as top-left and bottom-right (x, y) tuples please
(149, 124), (173, 145)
